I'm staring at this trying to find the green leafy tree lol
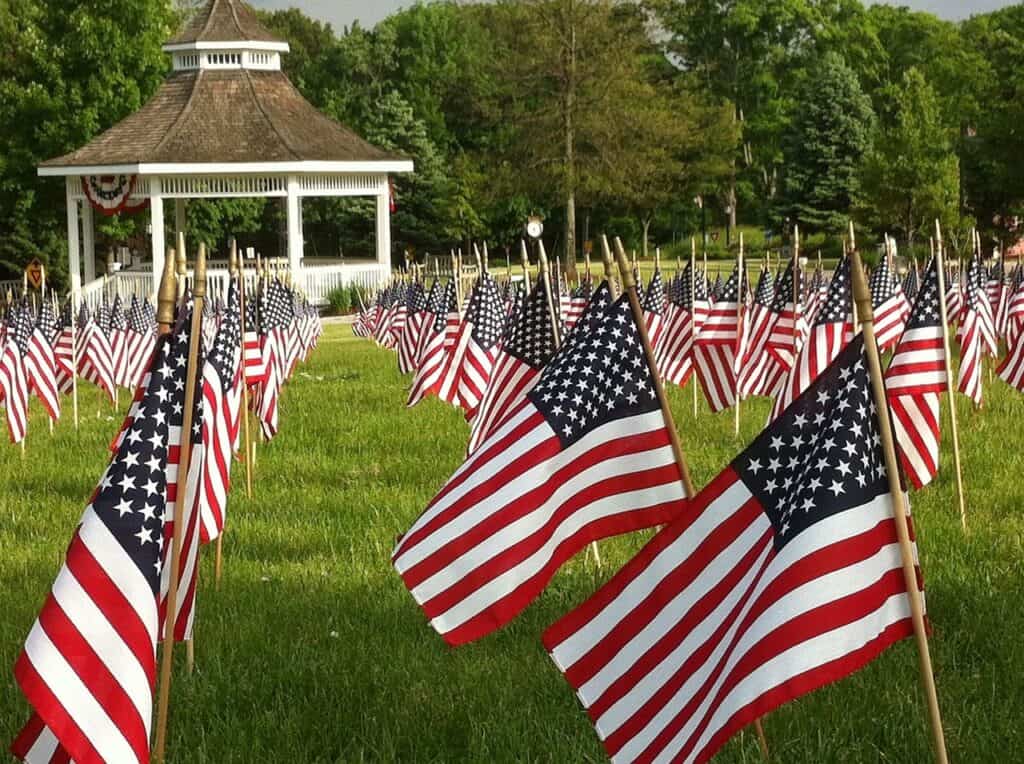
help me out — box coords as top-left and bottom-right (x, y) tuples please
(781, 53), (874, 233)
(0, 0), (176, 286)
(859, 69), (959, 251)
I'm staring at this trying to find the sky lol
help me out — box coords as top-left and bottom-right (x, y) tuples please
(249, 0), (1017, 32)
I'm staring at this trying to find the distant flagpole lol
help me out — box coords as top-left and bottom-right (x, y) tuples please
(153, 245), (207, 764)
(735, 234), (744, 437)
(849, 225), (949, 764)
(933, 220), (967, 531)
(234, 241), (254, 501)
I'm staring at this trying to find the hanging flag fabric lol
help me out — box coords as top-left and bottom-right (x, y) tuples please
(544, 335), (923, 764)
(394, 293), (687, 646)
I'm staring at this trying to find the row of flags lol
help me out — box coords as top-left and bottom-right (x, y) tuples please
(8, 269), (323, 764)
(353, 246), (943, 763)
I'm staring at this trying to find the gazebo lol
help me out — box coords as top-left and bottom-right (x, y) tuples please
(38, 0), (413, 303)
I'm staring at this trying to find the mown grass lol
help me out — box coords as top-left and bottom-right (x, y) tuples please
(2, 323), (1024, 762)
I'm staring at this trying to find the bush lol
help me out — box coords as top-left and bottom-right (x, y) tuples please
(326, 285), (353, 315)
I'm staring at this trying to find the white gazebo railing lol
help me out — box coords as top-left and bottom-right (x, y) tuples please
(76, 261), (391, 310)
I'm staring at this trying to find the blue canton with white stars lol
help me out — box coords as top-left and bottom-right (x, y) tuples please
(528, 295), (659, 448)
(734, 336), (887, 549)
(906, 258), (942, 330)
(94, 332), (179, 592)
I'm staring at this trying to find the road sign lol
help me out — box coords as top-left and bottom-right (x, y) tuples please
(25, 258), (43, 289)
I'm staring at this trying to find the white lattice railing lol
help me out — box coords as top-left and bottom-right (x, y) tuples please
(75, 262), (390, 309)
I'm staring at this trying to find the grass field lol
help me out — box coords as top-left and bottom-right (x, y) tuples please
(3, 322), (1024, 762)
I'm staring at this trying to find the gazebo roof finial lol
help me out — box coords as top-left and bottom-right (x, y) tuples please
(166, 0), (287, 49)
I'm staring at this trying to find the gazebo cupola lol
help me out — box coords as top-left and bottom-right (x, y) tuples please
(40, 0), (413, 300)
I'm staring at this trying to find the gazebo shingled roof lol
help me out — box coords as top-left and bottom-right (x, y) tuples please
(40, 70), (404, 167)
(167, 0), (284, 46)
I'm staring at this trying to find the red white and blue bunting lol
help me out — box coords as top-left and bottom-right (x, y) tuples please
(81, 175), (149, 216)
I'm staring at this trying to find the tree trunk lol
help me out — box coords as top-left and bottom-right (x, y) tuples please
(642, 217), (651, 260)
(563, 7), (578, 277)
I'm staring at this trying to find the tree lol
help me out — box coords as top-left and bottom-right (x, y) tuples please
(781, 53), (874, 233)
(858, 69), (959, 252)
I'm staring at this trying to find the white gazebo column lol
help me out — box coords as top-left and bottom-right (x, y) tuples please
(375, 177), (392, 280)
(150, 178), (166, 293)
(66, 184), (81, 298)
(81, 203), (96, 283)
(286, 175), (303, 279)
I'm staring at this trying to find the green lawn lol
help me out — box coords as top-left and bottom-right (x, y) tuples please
(3, 323), (1024, 762)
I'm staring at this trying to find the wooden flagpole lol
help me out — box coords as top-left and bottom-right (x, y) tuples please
(536, 240), (562, 346)
(735, 234), (743, 438)
(849, 237), (949, 764)
(234, 243), (254, 502)
(600, 235), (619, 299)
(692, 238), (698, 417)
(614, 237), (769, 758)
(153, 246), (207, 764)
(519, 240), (532, 295)
(933, 221), (967, 531)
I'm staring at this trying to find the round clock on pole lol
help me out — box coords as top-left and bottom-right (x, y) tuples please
(525, 215), (544, 240)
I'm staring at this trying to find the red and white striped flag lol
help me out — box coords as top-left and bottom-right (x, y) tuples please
(736, 267), (776, 398)
(407, 279), (458, 408)
(771, 256), (853, 421)
(886, 257), (947, 489)
(0, 301), (31, 443)
(956, 256), (989, 405)
(394, 294), (687, 645)
(398, 281), (428, 375)
(642, 269), (667, 357)
(452, 272), (506, 418)
(544, 335), (923, 764)
(10, 327), (184, 764)
(869, 255), (909, 352)
(659, 263), (709, 388)
(121, 296), (157, 391)
(693, 264), (745, 412)
(25, 300), (61, 422)
(77, 305), (117, 404)
(466, 276), (567, 456)
(197, 277), (243, 543)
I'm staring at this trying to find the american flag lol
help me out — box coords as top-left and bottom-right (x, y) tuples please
(398, 281), (427, 375)
(197, 277), (243, 544)
(986, 262), (1008, 340)
(693, 265), (745, 412)
(945, 265), (962, 326)
(544, 335), (923, 764)
(77, 304), (117, 404)
(0, 299), (31, 443)
(394, 293), (687, 645)
(10, 328), (182, 764)
(737, 267), (776, 398)
(869, 256), (910, 352)
(242, 295), (267, 388)
(122, 296), (157, 391)
(957, 257), (990, 405)
(407, 279), (458, 408)
(452, 273), (506, 418)
(466, 277), (569, 456)
(1004, 267), (1024, 348)
(761, 260), (805, 397)
(53, 300), (75, 394)
(108, 295), (131, 388)
(255, 280), (289, 439)
(412, 279), (443, 368)
(643, 269), (667, 357)
(564, 278), (591, 332)
(886, 257), (947, 489)
(658, 263), (709, 388)
(25, 299), (61, 422)
(902, 262), (920, 301)
(434, 275), (499, 411)
(771, 257), (853, 421)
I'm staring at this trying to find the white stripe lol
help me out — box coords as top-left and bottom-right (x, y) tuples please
(21, 723), (60, 764)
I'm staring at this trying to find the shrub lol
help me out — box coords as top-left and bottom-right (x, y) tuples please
(326, 285), (352, 315)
